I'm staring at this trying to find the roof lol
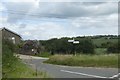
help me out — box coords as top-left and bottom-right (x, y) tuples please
(0, 28), (3, 30)
(0, 27), (21, 38)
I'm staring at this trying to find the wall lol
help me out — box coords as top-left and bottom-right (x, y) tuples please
(2, 28), (21, 44)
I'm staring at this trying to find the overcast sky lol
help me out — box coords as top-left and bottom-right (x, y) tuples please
(0, 0), (119, 40)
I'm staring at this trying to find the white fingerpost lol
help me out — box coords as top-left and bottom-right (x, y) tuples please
(73, 41), (79, 44)
(68, 38), (79, 55)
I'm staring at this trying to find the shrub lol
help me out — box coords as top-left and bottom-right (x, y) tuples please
(107, 42), (119, 53)
(75, 39), (95, 54)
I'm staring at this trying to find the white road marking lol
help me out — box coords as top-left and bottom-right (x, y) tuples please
(110, 73), (120, 78)
(59, 65), (117, 70)
(61, 69), (117, 79)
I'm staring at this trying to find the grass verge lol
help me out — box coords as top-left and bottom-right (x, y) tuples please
(2, 40), (49, 78)
(3, 58), (48, 78)
(35, 52), (52, 58)
(44, 54), (118, 68)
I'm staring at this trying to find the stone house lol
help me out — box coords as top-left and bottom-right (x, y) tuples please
(19, 40), (40, 55)
(0, 27), (21, 44)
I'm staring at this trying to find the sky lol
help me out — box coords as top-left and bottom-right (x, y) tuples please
(0, 0), (119, 40)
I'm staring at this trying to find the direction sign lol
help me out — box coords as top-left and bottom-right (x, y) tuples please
(68, 39), (74, 42)
(73, 41), (79, 44)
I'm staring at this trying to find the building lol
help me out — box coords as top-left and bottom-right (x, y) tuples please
(0, 27), (21, 44)
(19, 40), (40, 55)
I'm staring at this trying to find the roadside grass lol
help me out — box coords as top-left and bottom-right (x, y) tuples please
(44, 54), (118, 68)
(35, 52), (52, 58)
(3, 59), (48, 78)
(2, 40), (49, 78)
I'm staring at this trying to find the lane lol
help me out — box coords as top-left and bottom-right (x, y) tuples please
(18, 54), (119, 78)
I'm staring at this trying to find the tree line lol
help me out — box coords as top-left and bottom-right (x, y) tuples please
(39, 35), (119, 54)
(20, 35), (119, 55)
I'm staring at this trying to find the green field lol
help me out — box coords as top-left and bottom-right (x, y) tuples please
(92, 38), (118, 47)
(95, 48), (107, 54)
(44, 54), (118, 68)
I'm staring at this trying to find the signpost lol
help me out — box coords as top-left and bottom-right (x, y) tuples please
(73, 41), (79, 44)
(68, 39), (74, 42)
(68, 38), (79, 55)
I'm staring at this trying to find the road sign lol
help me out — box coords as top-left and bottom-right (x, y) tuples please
(73, 41), (79, 44)
(68, 39), (74, 42)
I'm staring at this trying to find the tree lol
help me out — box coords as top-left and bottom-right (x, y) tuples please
(76, 39), (95, 54)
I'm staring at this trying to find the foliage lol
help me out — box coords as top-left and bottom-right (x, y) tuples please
(2, 40), (19, 78)
(107, 42), (120, 53)
(76, 39), (95, 53)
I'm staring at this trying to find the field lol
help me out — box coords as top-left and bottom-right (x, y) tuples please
(44, 54), (118, 68)
(95, 48), (107, 54)
(92, 38), (118, 47)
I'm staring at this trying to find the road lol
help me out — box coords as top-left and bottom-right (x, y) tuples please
(18, 54), (119, 79)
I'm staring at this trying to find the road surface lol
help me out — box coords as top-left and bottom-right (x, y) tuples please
(17, 54), (119, 79)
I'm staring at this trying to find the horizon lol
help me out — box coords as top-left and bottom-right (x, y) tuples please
(23, 34), (118, 41)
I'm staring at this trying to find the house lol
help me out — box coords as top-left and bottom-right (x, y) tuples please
(19, 40), (40, 55)
(0, 27), (21, 44)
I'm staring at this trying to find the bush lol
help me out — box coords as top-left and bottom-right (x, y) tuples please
(107, 42), (119, 53)
(76, 39), (95, 54)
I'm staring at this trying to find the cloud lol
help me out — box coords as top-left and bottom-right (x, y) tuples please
(70, 13), (118, 36)
(2, 2), (34, 23)
(71, 13), (118, 28)
(0, 1), (118, 40)
(1, 2), (118, 23)
(1, 0), (119, 2)
(18, 23), (27, 29)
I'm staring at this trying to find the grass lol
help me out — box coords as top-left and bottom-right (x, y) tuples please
(95, 48), (107, 54)
(2, 40), (49, 78)
(35, 52), (52, 58)
(92, 38), (118, 47)
(44, 54), (118, 68)
(3, 59), (48, 78)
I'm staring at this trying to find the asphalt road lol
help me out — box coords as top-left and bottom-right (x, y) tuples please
(18, 54), (119, 79)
